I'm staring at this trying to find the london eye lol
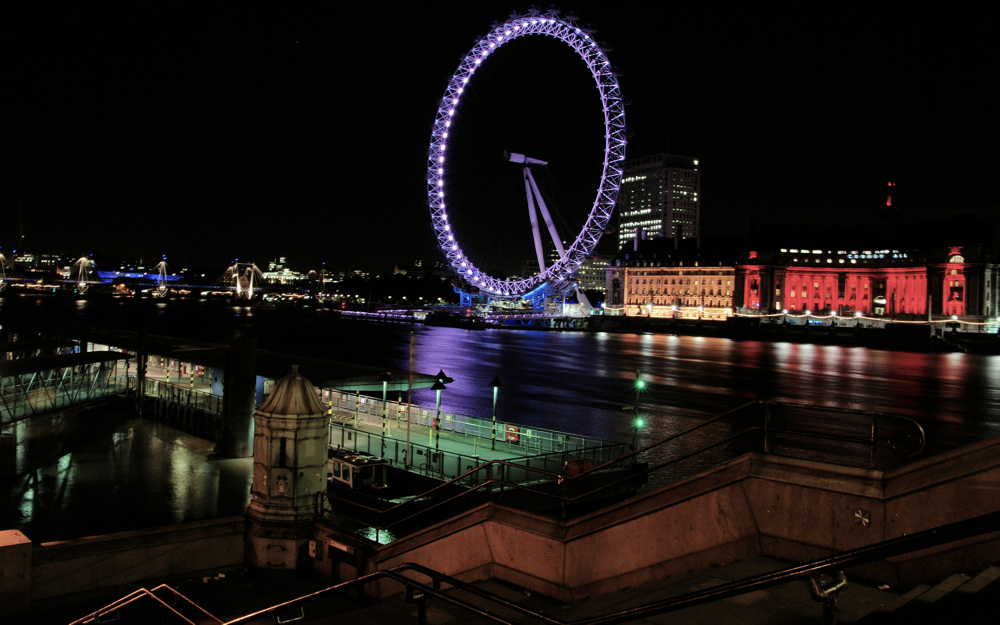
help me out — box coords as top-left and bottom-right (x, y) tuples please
(426, 8), (627, 305)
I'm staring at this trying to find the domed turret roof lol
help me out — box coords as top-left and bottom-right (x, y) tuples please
(256, 365), (327, 417)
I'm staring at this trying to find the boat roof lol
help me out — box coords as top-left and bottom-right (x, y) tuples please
(331, 450), (388, 467)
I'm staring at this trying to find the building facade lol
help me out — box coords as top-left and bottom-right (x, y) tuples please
(735, 245), (1000, 319)
(605, 238), (735, 320)
(617, 154), (700, 252)
(575, 251), (613, 299)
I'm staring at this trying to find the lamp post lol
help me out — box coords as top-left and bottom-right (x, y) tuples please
(432, 378), (446, 450)
(489, 376), (503, 450)
(633, 416), (644, 450)
(379, 371), (393, 440)
(633, 370), (645, 449)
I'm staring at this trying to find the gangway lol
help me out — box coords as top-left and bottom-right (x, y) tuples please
(0, 351), (131, 425)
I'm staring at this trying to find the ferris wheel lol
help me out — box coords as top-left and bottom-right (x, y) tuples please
(426, 8), (627, 301)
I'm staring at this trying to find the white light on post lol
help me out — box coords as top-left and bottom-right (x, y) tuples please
(489, 375), (503, 450)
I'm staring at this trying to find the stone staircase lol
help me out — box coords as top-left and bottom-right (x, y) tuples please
(856, 566), (1000, 624)
(47, 560), (1000, 625)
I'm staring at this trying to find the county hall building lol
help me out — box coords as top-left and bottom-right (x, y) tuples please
(734, 245), (1000, 319)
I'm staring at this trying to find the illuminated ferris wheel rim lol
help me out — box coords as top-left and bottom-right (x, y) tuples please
(426, 10), (627, 298)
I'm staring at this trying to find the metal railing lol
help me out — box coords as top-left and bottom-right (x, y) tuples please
(323, 389), (612, 454)
(759, 400), (926, 470)
(329, 422), (627, 483)
(141, 378), (224, 415)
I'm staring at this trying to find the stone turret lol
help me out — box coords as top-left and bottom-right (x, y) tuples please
(246, 365), (328, 570)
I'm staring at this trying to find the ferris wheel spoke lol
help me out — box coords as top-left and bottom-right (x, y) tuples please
(426, 11), (626, 301)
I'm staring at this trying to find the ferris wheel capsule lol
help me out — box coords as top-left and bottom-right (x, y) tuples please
(426, 11), (627, 302)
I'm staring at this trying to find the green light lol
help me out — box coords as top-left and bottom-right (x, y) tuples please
(635, 418), (644, 428)
(635, 379), (645, 389)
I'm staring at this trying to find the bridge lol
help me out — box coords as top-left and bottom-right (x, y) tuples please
(0, 343), (130, 427)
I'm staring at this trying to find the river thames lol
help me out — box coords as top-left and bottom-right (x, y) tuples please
(3, 297), (1000, 540)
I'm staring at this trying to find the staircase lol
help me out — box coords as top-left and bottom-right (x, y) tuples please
(857, 566), (1000, 624)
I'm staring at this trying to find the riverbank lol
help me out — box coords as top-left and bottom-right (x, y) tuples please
(334, 306), (1000, 353)
(586, 314), (1000, 353)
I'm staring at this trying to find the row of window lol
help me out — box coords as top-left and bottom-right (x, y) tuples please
(632, 278), (732, 285)
(632, 289), (732, 297)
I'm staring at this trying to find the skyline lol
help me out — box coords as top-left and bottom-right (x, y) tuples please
(3, 4), (996, 273)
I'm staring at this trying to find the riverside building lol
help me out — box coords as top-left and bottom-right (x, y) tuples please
(735, 245), (1000, 319)
(604, 237), (735, 320)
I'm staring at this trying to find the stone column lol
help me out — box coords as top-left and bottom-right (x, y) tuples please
(218, 327), (257, 458)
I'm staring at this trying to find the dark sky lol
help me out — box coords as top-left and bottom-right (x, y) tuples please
(4, 4), (995, 274)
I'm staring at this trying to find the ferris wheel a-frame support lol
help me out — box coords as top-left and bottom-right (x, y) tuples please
(427, 9), (627, 303)
(507, 151), (567, 275)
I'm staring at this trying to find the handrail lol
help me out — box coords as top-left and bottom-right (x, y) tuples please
(81, 509), (1000, 625)
(566, 509), (1000, 625)
(762, 400), (926, 465)
(69, 583), (223, 625)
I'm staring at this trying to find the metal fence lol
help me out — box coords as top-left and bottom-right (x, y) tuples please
(140, 379), (223, 415)
(321, 389), (612, 455)
(328, 420), (627, 483)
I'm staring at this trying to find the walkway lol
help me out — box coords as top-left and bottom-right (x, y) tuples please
(328, 406), (626, 482)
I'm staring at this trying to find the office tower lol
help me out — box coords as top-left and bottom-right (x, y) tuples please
(617, 154), (700, 252)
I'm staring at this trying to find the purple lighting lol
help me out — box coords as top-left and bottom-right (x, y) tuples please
(425, 9), (627, 299)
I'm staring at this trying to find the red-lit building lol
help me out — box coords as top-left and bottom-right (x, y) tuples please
(735, 246), (1000, 319)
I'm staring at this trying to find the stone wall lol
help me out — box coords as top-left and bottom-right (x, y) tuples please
(27, 515), (245, 612)
(351, 438), (1000, 602)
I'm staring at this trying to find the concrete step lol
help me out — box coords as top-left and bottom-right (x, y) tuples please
(954, 564), (1000, 596)
(858, 566), (1000, 624)
(856, 582), (928, 619)
(911, 572), (972, 605)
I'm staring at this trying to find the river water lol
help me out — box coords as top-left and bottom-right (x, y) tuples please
(3, 298), (1000, 540)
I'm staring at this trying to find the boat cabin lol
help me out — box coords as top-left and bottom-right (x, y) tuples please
(328, 451), (388, 491)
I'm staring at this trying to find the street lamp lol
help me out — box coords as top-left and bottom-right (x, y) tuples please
(489, 375), (503, 450)
(633, 370), (645, 448)
(432, 377), (447, 450)
(379, 371), (393, 440)
(633, 416), (645, 450)
(634, 369), (645, 406)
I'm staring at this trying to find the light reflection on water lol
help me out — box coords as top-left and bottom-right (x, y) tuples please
(2, 411), (252, 542)
(400, 326), (1000, 452)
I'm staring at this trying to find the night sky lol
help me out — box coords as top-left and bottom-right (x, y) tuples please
(4, 4), (995, 274)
